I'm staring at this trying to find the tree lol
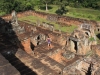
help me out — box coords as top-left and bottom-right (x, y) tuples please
(33, 0), (42, 10)
(53, 0), (60, 5)
(42, 0), (51, 11)
(55, 0), (68, 15)
(0, 0), (35, 14)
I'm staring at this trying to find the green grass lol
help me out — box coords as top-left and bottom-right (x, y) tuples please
(65, 25), (77, 33)
(0, 11), (6, 16)
(21, 5), (98, 33)
(19, 15), (77, 33)
(34, 5), (100, 21)
(19, 5), (99, 33)
(19, 15), (50, 24)
(89, 37), (95, 41)
(34, 5), (58, 14)
(66, 6), (100, 21)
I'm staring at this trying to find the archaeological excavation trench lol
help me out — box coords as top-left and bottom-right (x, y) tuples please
(0, 10), (100, 75)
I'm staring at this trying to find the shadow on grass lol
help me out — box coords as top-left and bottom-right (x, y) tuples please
(40, 6), (52, 10)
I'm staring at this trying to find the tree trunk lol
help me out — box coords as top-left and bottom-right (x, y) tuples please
(46, 3), (48, 11)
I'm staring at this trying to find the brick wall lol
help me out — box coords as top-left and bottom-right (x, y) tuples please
(1, 10), (97, 27)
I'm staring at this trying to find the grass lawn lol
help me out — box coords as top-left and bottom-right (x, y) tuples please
(19, 5), (100, 33)
(18, 15), (77, 33)
(34, 5), (100, 22)
(66, 6), (100, 21)
(0, 11), (6, 16)
(34, 5), (59, 14)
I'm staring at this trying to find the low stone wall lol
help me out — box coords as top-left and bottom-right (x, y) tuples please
(1, 10), (33, 20)
(32, 11), (97, 27)
(1, 10), (98, 27)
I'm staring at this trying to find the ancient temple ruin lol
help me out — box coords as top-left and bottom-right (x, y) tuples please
(0, 10), (100, 75)
(68, 23), (97, 55)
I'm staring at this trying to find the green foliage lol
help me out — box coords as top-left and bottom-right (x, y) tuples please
(0, 11), (6, 16)
(34, 5), (100, 21)
(96, 1), (100, 9)
(0, 0), (100, 15)
(55, 0), (68, 15)
(87, 15), (93, 19)
(19, 16), (77, 33)
(66, 0), (100, 9)
(42, 0), (51, 4)
(0, 0), (34, 14)
(0, 0), (99, 22)
(65, 6), (100, 21)
(68, 3), (74, 7)
(55, 7), (68, 15)
(96, 16), (100, 20)
(40, 0), (52, 11)
(89, 37), (95, 41)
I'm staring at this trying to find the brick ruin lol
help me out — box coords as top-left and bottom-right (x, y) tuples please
(2, 10), (98, 27)
(67, 23), (97, 55)
(0, 10), (100, 75)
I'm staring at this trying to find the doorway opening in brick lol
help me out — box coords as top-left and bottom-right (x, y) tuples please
(73, 40), (78, 53)
(37, 35), (40, 45)
(98, 28), (100, 32)
(86, 63), (92, 75)
(30, 42), (35, 51)
(96, 33), (100, 39)
(85, 32), (90, 36)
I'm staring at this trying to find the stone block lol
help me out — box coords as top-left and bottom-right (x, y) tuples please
(0, 54), (20, 75)
(0, 54), (9, 66)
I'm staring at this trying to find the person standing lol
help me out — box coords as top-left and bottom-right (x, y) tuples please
(47, 35), (52, 49)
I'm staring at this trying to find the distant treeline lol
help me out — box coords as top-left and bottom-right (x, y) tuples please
(0, 0), (100, 14)
(67, 0), (100, 9)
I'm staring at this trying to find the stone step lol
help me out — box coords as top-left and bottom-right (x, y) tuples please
(16, 49), (60, 75)
(0, 53), (20, 75)
(2, 54), (37, 75)
(34, 42), (62, 56)
(64, 55), (80, 66)
(38, 54), (64, 74)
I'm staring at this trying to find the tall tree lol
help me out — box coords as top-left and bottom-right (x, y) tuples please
(0, 0), (35, 14)
(42, 0), (51, 11)
(33, 0), (42, 10)
(55, 0), (68, 15)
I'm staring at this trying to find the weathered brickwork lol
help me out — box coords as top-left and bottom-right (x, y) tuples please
(0, 10), (100, 75)
(1, 10), (98, 27)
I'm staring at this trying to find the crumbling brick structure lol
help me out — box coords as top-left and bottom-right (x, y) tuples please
(67, 23), (97, 55)
(63, 56), (100, 75)
(0, 10), (100, 75)
(2, 10), (98, 27)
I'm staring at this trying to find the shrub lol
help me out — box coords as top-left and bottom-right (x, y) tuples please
(96, 16), (100, 20)
(89, 37), (95, 41)
(88, 15), (93, 19)
(55, 7), (68, 15)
